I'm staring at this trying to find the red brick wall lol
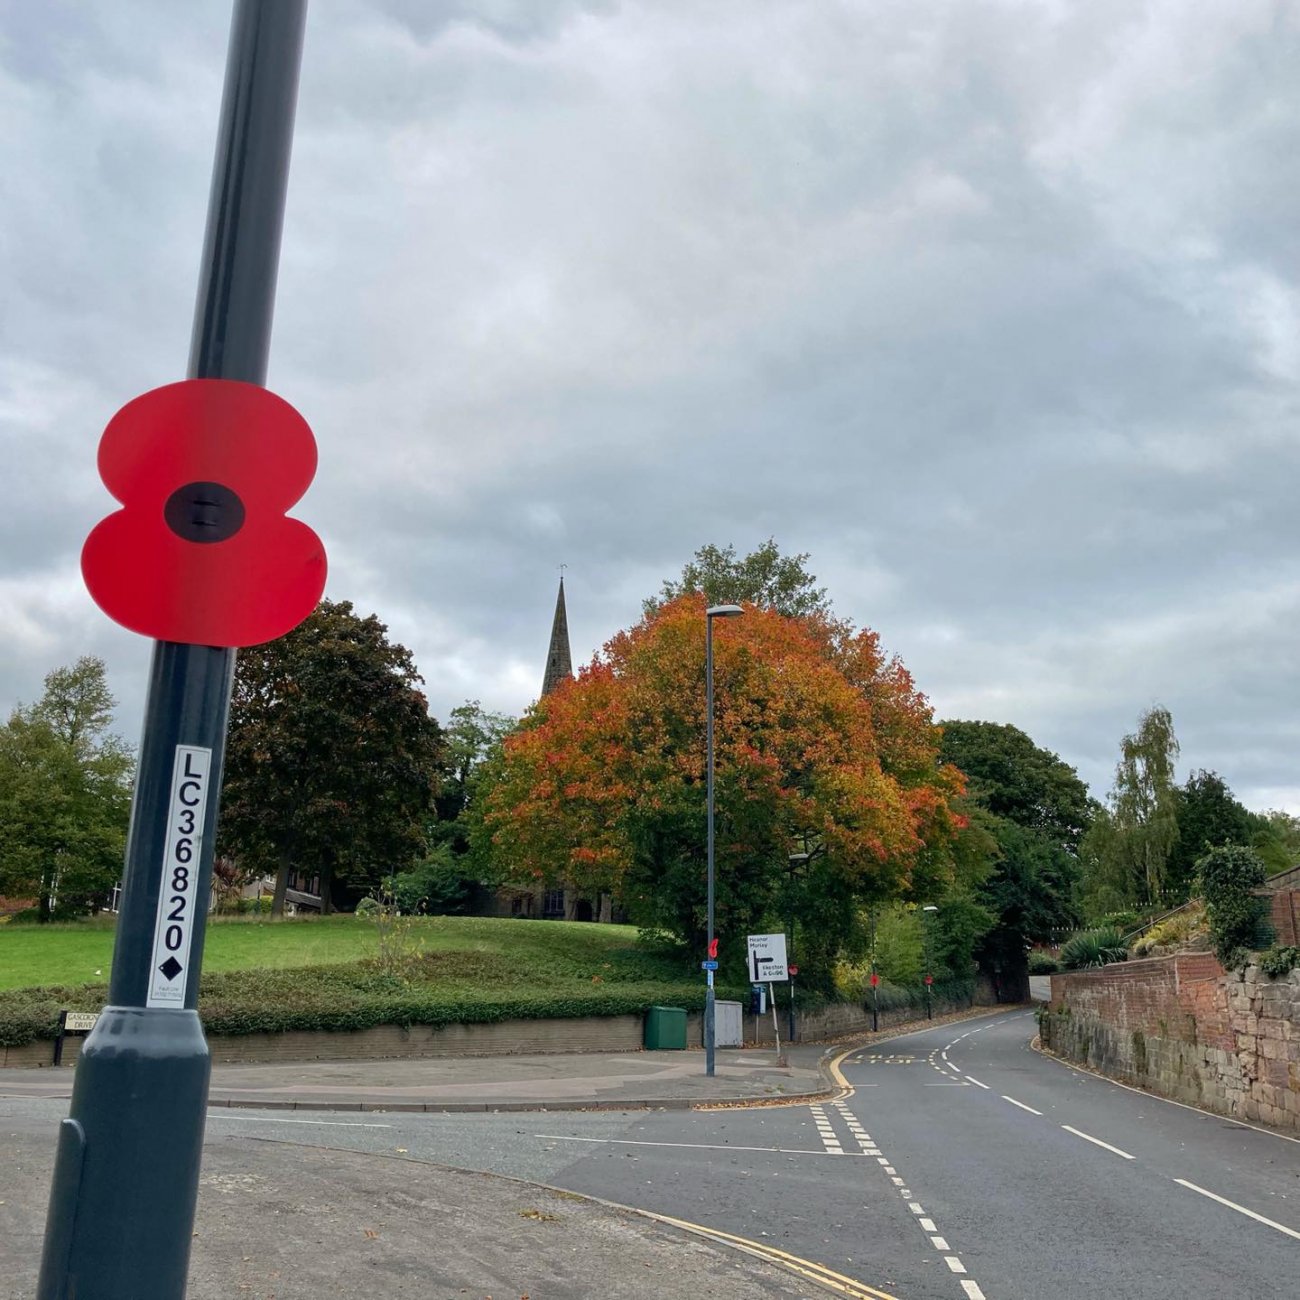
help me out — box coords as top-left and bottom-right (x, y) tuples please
(1047, 953), (1228, 1047)
(1269, 890), (1300, 946)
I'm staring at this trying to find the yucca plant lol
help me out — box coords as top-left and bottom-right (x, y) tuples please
(1059, 927), (1128, 971)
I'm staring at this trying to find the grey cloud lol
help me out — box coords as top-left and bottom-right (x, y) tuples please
(3, 0), (1300, 816)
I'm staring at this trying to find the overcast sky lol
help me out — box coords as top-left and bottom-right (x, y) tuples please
(3, 1), (1299, 812)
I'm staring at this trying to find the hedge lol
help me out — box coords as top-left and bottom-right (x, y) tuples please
(0, 959), (762, 1048)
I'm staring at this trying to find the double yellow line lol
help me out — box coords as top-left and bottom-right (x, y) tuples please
(643, 1209), (899, 1300)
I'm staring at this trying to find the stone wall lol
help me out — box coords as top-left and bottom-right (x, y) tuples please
(1040, 953), (1300, 1132)
(1, 1014), (648, 1069)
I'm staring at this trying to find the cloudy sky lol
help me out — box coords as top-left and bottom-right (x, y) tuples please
(3, 0), (1299, 811)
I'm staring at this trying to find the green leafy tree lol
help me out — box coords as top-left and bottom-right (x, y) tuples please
(645, 538), (832, 620)
(939, 722), (1091, 994)
(928, 892), (996, 982)
(481, 596), (964, 985)
(1251, 810), (1300, 875)
(1166, 770), (1255, 900)
(1081, 706), (1180, 913)
(0, 657), (133, 920)
(870, 904), (924, 985)
(1197, 844), (1270, 968)
(218, 600), (444, 914)
(431, 701), (515, 852)
(938, 721), (1093, 855)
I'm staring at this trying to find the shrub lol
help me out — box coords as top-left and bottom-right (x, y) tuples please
(1196, 845), (1270, 969)
(1059, 927), (1128, 971)
(1027, 951), (1060, 975)
(853, 976), (974, 1013)
(1257, 945), (1300, 979)
(1131, 901), (1206, 957)
(388, 849), (473, 916)
(354, 896), (382, 918)
(1092, 910), (1141, 935)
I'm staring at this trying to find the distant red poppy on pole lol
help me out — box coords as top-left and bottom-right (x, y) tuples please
(82, 379), (326, 647)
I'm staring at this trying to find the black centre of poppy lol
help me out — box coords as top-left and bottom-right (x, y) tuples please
(164, 481), (246, 543)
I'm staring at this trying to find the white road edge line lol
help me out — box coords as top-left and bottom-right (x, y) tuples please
(965, 1076), (990, 1090)
(1035, 1034), (1300, 1147)
(1173, 1178), (1300, 1241)
(533, 1135), (860, 1157)
(207, 1115), (392, 1128)
(1002, 1095), (1043, 1115)
(1061, 1125), (1134, 1159)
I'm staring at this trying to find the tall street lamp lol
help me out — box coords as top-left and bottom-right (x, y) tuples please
(705, 603), (743, 1077)
(922, 904), (939, 1019)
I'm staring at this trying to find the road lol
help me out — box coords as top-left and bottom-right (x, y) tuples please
(7, 1010), (1299, 1297)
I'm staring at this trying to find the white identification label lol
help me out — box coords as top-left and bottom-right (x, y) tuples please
(64, 1012), (99, 1032)
(146, 745), (212, 1008)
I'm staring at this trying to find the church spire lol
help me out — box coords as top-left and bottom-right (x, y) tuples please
(541, 574), (573, 697)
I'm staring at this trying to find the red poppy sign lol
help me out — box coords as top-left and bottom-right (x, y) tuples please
(82, 380), (326, 647)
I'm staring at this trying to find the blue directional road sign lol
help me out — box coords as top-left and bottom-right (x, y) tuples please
(701, 959), (719, 971)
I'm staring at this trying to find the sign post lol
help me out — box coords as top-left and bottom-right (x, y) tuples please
(746, 934), (789, 1061)
(37, 5), (314, 1297)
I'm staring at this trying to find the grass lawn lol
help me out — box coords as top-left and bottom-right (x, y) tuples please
(0, 913), (657, 992)
(0, 913), (744, 1047)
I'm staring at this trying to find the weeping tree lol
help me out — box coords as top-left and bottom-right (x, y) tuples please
(1081, 706), (1180, 914)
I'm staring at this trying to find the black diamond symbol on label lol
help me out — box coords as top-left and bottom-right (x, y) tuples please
(159, 956), (183, 980)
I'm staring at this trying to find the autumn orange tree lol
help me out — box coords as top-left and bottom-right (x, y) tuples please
(480, 595), (966, 978)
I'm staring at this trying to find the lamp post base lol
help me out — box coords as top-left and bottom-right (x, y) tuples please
(704, 985), (716, 1077)
(38, 1008), (210, 1300)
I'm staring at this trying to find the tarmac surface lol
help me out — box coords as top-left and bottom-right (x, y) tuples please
(2, 1011), (1002, 1297)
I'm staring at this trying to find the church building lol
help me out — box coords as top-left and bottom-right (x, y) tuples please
(484, 575), (616, 924)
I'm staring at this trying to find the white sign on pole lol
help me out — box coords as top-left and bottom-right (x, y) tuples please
(746, 932), (789, 983)
(146, 745), (211, 1008)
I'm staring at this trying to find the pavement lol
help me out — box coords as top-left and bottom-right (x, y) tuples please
(0, 1042), (835, 1113)
(0, 1007), (1008, 1114)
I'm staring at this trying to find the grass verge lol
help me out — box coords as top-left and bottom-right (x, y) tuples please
(0, 915), (768, 1047)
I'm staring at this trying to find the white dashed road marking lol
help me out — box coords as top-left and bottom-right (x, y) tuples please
(829, 1096), (988, 1300)
(1174, 1179), (1300, 1241)
(1062, 1125), (1135, 1160)
(1002, 1095), (1042, 1115)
